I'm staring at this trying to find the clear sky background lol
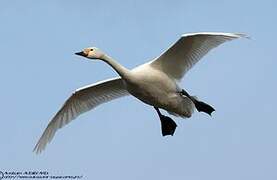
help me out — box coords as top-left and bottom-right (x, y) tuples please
(0, 0), (276, 179)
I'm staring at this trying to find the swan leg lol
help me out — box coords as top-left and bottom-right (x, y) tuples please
(154, 107), (177, 136)
(181, 89), (215, 116)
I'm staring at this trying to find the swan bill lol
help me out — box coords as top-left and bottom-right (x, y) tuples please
(75, 51), (87, 57)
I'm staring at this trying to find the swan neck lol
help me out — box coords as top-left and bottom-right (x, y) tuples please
(101, 55), (130, 78)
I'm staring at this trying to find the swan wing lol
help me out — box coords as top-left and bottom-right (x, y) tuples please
(34, 77), (128, 154)
(150, 32), (247, 80)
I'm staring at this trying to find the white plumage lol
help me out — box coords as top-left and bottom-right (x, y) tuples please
(34, 78), (128, 153)
(151, 32), (247, 79)
(34, 32), (246, 153)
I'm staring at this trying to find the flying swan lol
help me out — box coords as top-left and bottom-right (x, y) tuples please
(34, 32), (246, 153)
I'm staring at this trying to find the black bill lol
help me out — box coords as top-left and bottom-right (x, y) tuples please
(75, 51), (87, 57)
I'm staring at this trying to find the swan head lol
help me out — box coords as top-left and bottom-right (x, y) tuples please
(75, 47), (105, 60)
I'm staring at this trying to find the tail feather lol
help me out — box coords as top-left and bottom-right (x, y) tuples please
(167, 96), (196, 118)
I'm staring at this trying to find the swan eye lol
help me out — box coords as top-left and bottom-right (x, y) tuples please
(90, 49), (94, 51)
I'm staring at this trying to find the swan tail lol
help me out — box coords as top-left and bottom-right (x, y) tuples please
(167, 96), (196, 118)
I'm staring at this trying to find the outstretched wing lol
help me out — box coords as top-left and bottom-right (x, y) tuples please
(150, 32), (247, 80)
(34, 77), (129, 154)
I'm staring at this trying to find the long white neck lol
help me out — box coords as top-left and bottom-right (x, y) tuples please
(101, 54), (130, 78)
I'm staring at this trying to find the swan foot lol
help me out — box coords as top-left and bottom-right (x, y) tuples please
(181, 89), (215, 116)
(154, 107), (177, 136)
(160, 115), (177, 136)
(194, 100), (215, 116)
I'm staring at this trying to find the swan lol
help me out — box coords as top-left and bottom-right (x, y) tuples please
(34, 32), (246, 153)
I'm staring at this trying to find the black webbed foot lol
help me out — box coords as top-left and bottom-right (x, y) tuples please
(160, 115), (177, 136)
(194, 100), (215, 116)
(180, 89), (215, 116)
(154, 107), (177, 136)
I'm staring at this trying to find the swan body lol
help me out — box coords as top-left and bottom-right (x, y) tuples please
(125, 64), (193, 117)
(34, 32), (247, 153)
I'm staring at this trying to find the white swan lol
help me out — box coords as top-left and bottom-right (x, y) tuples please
(34, 32), (246, 153)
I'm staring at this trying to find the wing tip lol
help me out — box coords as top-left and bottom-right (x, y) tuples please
(181, 32), (250, 39)
(233, 33), (251, 39)
(33, 141), (45, 154)
(33, 146), (41, 155)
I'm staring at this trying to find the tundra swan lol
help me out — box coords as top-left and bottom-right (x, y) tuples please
(34, 32), (246, 153)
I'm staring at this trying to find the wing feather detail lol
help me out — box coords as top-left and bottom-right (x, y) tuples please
(34, 77), (128, 154)
(151, 32), (247, 80)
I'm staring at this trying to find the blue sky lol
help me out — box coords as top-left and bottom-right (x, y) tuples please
(0, 0), (276, 179)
